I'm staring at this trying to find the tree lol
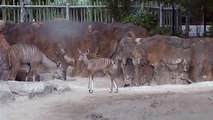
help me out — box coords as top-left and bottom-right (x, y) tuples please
(91, 0), (132, 22)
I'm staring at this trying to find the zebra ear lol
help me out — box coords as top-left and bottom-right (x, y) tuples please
(85, 49), (89, 54)
(56, 61), (62, 68)
(77, 48), (82, 54)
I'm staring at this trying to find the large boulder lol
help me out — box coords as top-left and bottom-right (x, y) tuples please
(1, 21), (149, 78)
(6, 81), (53, 96)
(45, 79), (71, 92)
(0, 80), (72, 103)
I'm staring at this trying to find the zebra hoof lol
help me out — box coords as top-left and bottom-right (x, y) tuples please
(89, 90), (93, 94)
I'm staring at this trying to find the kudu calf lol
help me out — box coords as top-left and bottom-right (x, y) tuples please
(6, 43), (65, 81)
(78, 49), (118, 93)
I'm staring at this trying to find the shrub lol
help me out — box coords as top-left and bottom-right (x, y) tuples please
(150, 26), (171, 36)
(150, 26), (184, 37)
(208, 23), (213, 37)
(122, 8), (159, 31)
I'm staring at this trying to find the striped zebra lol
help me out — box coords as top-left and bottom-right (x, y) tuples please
(78, 49), (118, 93)
(6, 43), (65, 81)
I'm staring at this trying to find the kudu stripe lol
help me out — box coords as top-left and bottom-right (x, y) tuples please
(10, 44), (38, 63)
(7, 43), (65, 81)
(91, 58), (113, 70)
(78, 50), (118, 93)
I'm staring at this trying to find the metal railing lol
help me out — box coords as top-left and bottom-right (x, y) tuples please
(0, 0), (181, 29)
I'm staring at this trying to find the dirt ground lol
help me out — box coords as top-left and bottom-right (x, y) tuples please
(1, 77), (213, 120)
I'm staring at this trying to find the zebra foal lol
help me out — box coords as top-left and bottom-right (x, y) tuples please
(6, 43), (64, 81)
(78, 49), (118, 93)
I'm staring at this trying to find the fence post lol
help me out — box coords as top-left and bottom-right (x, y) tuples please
(20, 2), (26, 22)
(160, 4), (164, 27)
(66, 3), (70, 20)
(175, 5), (180, 30)
(2, 0), (6, 21)
(172, 4), (175, 36)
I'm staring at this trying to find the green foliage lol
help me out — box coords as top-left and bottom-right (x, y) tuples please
(122, 8), (158, 31)
(92, 0), (132, 22)
(208, 23), (213, 37)
(150, 26), (184, 37)
(150, 26), (171, 36)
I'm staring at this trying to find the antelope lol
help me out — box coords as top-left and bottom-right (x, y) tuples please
(6, 43), (65, 81)
(78, 49), (118, 93)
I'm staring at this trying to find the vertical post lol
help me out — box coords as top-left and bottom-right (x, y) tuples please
(175, 5), (179, 30)
(13, 0), (16, 22)
(185, 15), (190, 37)
(2, 0), (6, 21)
(203, 0), (206, 37)
(179, 6), (182, 31)
(2, 0), (5, 4)
(172, 4), (175, 36)
(38, 0), (41, 22)
(20, 2), (25, 22)
(66, 3), (70, 20)
(160, 4), (164, 27)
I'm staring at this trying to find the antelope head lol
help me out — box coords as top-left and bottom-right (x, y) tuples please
(78, 48), (89, 61)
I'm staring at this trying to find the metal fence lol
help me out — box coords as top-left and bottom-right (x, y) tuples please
(0, 0), (181, 29)
(0, 0), (113, 23)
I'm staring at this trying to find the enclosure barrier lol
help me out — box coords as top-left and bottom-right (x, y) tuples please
(0, 0), (181, 29)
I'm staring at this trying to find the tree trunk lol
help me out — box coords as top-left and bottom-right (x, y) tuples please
(203, 0), (207, 37)
(185, 15), (190, 37)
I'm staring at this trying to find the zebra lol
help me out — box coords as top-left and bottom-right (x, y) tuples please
(78, 49), (118, 93)
(6, 43), (65, 81)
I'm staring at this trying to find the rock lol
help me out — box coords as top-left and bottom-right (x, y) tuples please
(7, 81), (45, 96)
(45, 79), (71, 92)
(86, 112), (103, 120)
(0, 82), (14, 103)
(0, 80), (71, 102)
(6, 81), (53, 96)
(39, 73), (53, 81)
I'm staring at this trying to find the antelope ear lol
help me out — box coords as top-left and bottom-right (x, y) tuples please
(56, 61), (62, 67)
(77, 48), (82, 54)
(85, 49), (89, 54)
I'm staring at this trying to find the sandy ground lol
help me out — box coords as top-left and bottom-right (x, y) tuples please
(1, 77), (213, 120)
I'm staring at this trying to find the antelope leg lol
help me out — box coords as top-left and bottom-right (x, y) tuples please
(113, 81), (118, 93)
(88, 76), (91, 89)
(91, 75), (94, 93)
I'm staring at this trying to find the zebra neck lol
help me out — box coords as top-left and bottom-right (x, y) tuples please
(42, 54), (57, 69)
